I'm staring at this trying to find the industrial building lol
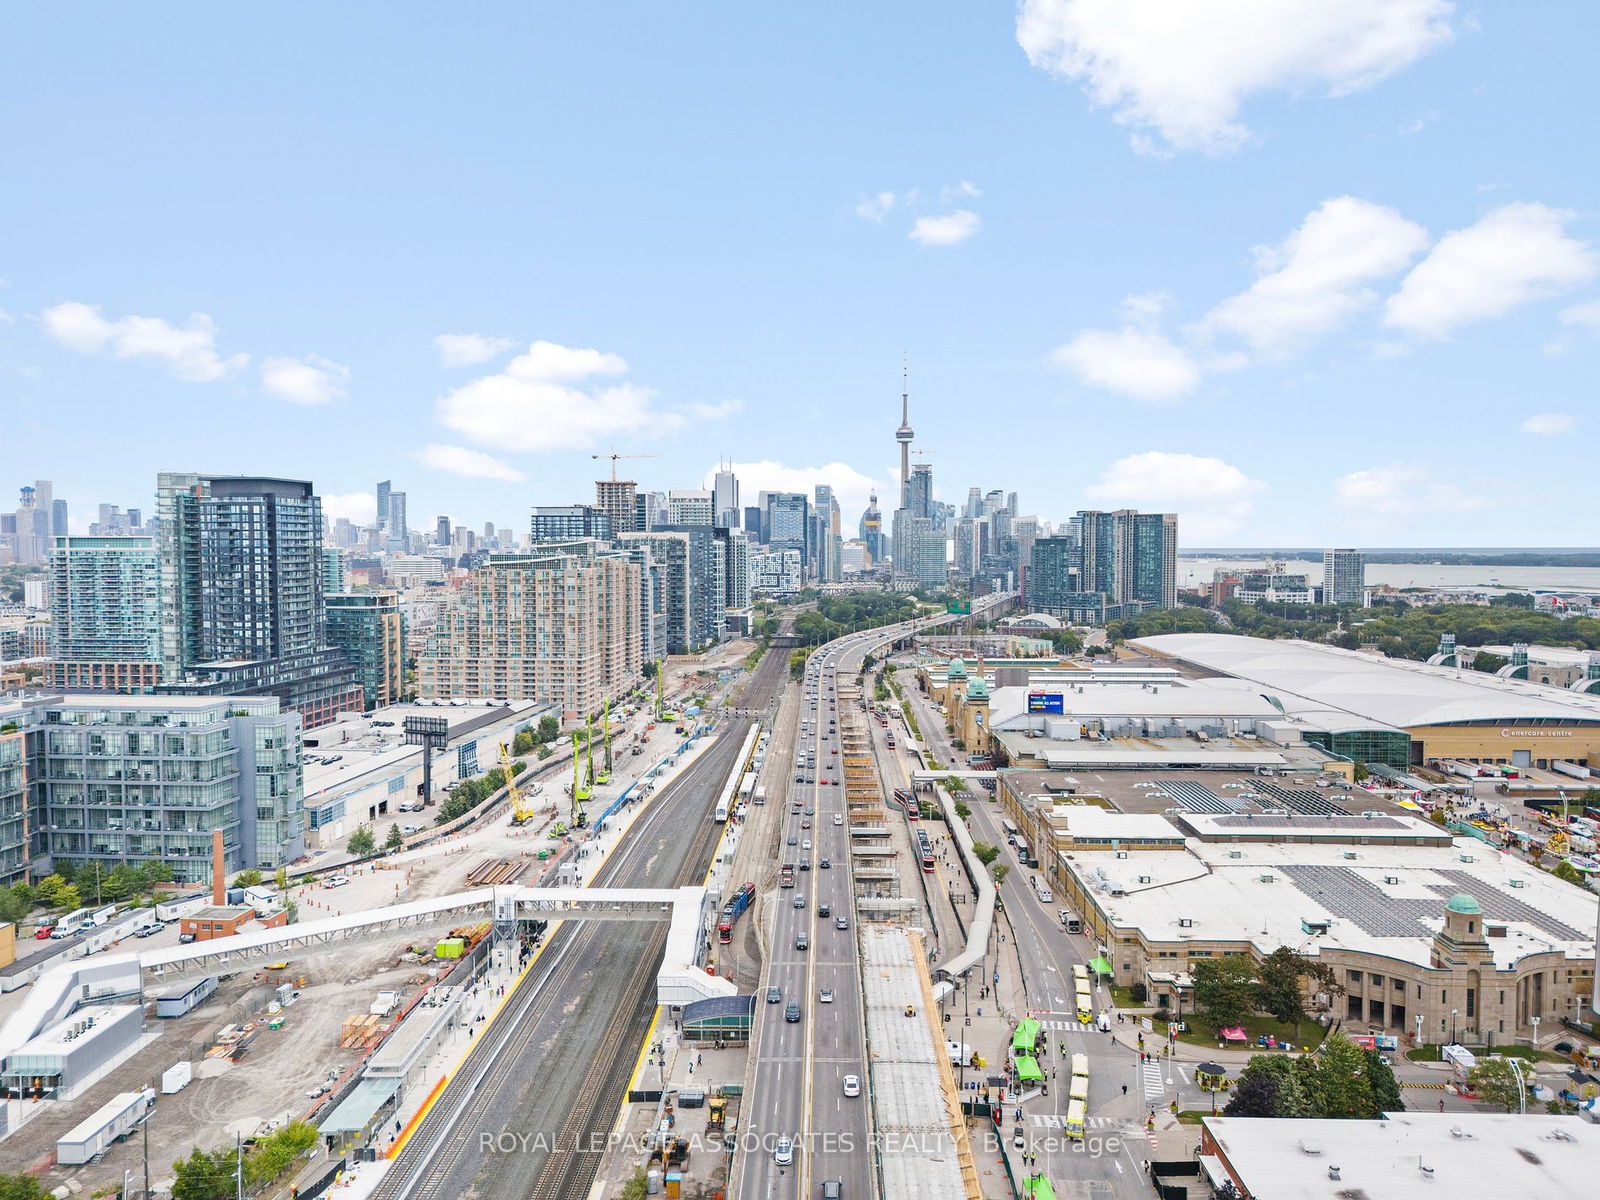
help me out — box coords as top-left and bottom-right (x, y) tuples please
(1136, 634), (1600, 770)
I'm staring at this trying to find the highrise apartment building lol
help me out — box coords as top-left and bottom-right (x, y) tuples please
(154, 473), (363, 728)
(325, 592), (405, 709)
(1323, 548), (1367, 606)
(595, 479), (639, 537)
(44, 535), (163, 692)
(0, 693), (304, 886)
(418, 542), (643, 717)
(619, 527), (720, 653)
(1028, 510), (1177, 621)
(713, 466), (740, 529)
(530, 505), (612, 542)
(666, 490), (714, 526)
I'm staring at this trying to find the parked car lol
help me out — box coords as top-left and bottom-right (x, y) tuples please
(34, 925), (54, 939)
(324, 875), (351, 889)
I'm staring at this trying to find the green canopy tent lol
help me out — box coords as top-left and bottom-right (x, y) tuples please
(1012, 1018), (1042, 1055)
(1015, 1055), (1044, 1083)
(1089, 956), (1113, 977)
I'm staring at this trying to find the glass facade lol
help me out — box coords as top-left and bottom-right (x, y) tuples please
(1301, 728), (1414, 770)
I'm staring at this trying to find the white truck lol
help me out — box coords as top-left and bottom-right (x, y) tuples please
(370, 990), (399, 1017)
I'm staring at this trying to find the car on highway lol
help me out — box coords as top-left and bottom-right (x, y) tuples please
(799, 860), (810, 870)
(801, 819), (811, 829)
(804, 806), (814, 815)
(819, 857), (831, 868)
(822, 1181), (843, 1200)
(787, 835), (798, 845)
(833, 814), (844, 825)
(774, 1135), (794, 1165)
(795, 932), (808, 950)
(819, 988), (834, 1003)
(835, 915), (850, 930)
(818, 902), (830, 916)
(794, 894), (805, 909)
(802, 839), (812, 851)
(785, 1002), (801, 1023)
(842, 1074), (861, 1097)
(767, 986), (782, 1003)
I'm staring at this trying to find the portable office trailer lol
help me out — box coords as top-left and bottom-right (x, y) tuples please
(155, 892), (210, 922)
(161, 1061), (192, 1093)
(155, 976), (217, 1018)
(56, 1088), (154, 1164)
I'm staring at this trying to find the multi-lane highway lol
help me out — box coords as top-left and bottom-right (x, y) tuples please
(376, 637), (792, 1200)
(737, 613), (965, 1200)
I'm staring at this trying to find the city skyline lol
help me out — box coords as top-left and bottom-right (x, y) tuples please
(3, 5), (1598, 545)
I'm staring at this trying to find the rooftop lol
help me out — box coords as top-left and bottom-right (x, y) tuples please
(1135, 634), (1600, 730)
(1062, 835), (1597, 970)
(1204, 1112), (1600, 1200)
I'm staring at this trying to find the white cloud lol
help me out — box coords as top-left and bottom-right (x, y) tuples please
(1558, 298), (1600, 331)
(685, 398), (745, 420)
(1084, 451), (1266, 540)
(1118, 290), (1173, 323)
(1051, 325), (1200, 401)
(40, 300), (247, 381)
(1385, 203), (1597, 337)
(1016, 0), (1456, 155)
(1202, 196), (1429, 355)
(321, 492), (377, 526)
(714, 460), (896, 527)
(1398, 109), (1439, 135)
(260, 355), (349, 405)
(1332, 462), (1485, 518)
(941, 180), (984, 203)
(417, 443), (527, 482)
(0, 307), (13, 325)
(437, 339), (682, 452)
(435, 333), (517, 367)
(909, 210), (981, 247)
(1519, 413), (1576, 436)
(855, 191), (898, 222)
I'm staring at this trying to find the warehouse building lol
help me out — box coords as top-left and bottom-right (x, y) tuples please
(1135, 634), (1600, 771)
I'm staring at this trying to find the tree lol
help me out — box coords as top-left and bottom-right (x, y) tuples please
(1467, 1056), (1528, 1113)
(171, 1146), (239, 1200)
(991, 862), (1010, 887)
(1303, 1032), (1377, 1118)
(0, 1174), (47, 1200)
(385, 825), (405, 851)
(1191, 955), (1258, 1032)
(953, 800), (972, 821)
(620, 1167), (649, 1200)
(1226, 1055), (1304, 1118)
(0, 888), (31, 925)
(1256, 947), (1309, 1032)
(233, 869), (264, 888)
(347, 826), (376, 857)
(275, 866), (289, 892)
(1364, 1048), (1403, 1114)
(1552, 860), (1584, 885)
(37, 874), (81, 912)
(537, 715), (560, 742)
(512, 729), (535, 755)
(971, 841), (1000, 867)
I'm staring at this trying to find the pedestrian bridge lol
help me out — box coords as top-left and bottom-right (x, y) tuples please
(0, 885), (734, 1066)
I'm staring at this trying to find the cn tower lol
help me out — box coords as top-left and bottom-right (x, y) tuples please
(895, 361), (914, 509)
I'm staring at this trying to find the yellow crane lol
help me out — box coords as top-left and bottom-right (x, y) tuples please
(500, 742), (538, 826)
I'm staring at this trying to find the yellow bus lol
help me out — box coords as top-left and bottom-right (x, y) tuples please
(1074, 985), (1093, 1023)
(1065, 1098), (1087, 1141)
(1071, 964), (1089, 987)
(1070, 1053), (1089, 1103)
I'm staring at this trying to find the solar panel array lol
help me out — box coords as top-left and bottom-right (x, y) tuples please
(1261, 782), (1350, 816)
(1280, 864), (1588, 943)
(1210, 813), (1406, 831)
(1161, 780), (1241, 814)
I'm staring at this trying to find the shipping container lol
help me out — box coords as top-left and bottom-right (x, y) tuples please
(161, 1061), (192, 1094)
(155, 976), (217, 1018)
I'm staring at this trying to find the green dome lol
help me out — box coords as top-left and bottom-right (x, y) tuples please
(965, 676), (989, 701)
(1445, 893), (1481, 915)
(946, 657), (967, 678)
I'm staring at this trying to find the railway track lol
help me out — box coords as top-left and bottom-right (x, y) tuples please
(376, 641), (789, 1200)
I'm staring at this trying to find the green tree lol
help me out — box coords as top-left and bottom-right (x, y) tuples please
(0, 887), (31, 925)
(275, 867), (289, 892)
(347, 826), (376, 857)
(1364, 1048), (1403, 1114)
(171, 1146), (238, 1200)
(1226, 1054), (1307, 1118)
(991, 862), (1010, 887)
(1191, 955), (1259, 1032)
(971, 841), (1000, 867)
(1552, 860), (1584, 885)
(1466, 1055), (1527, 1113)
(620, 1167), (649, 1200)
(953, 800), (972, 821)
(385, 825), (405, 851)
(1255, 947), (1309, 1032)
(38, 875), (81, 912)
(537, 715), (560, 742)
(512, 729), (534, 755)
(232, 869), (264, 888)
(944, 775), (968, 793)
(1304, 1032), (1377, 1118)
(0, 1174), (47, 1200)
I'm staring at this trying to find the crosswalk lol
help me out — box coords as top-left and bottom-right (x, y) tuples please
(1141, 1056), (1165, 1100)
(1031, 1114), (1129, 1131)
(1039, 1019), (1094, 1034)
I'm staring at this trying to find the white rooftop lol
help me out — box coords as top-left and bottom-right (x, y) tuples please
(994, 734), (1290, 769)
(1204, 1112), (1600, 1200)
(1136, 634), (1600, 729)
(1047, 808), (1186, 842)
(1062, 835), (1597, 970)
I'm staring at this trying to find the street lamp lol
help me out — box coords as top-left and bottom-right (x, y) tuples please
(1531, 1014), (1541, 1048)
(1415, 1013), (1424, 1050)
(1450, 1009), (1459, 1046)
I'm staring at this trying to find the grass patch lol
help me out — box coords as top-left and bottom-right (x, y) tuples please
(1176, 1013), (1326, 1052)
(1110, 986), (1147, 1009)
(1175, 1110), (1212, 1125)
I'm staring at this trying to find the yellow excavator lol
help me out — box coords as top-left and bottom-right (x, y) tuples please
(501, 742), (539, 826)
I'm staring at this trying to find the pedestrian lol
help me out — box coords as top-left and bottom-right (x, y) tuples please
(1122, 1084), (1128, 1096)
(1439, 1098), (1446, 1113)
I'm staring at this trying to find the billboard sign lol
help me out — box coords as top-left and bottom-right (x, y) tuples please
(1027, 692), (1064, 714)
(946, 599), (971, 614)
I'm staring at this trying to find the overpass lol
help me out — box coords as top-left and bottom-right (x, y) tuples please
(0, 885), (733, 1066)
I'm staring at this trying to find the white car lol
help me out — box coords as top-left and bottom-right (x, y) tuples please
(774, 1135), (794, 1165)
(819, 988), (835, 1003)
(324, 875), (351, 889)
(842, 1074), (861, 1097)
(833, 814), (844, 826)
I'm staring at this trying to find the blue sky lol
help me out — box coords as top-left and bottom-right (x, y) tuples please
(3, 2), (1597, 547)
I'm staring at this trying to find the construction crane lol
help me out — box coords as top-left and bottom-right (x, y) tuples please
(595, 700), (613, 785)
(591, 450), (661, 481)
(654, 659), (666, 719)
(500, 742), (538, 826)
(572, 716), (593, 827)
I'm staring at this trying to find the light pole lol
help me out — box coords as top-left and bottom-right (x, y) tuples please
(1450, 1009), (1459, 1047)
(1531, 1014), (1541, 1048)
(1415, 1013), (1424, 1051)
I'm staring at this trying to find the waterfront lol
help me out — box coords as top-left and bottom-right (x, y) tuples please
(1180, 558), (1600, 594)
